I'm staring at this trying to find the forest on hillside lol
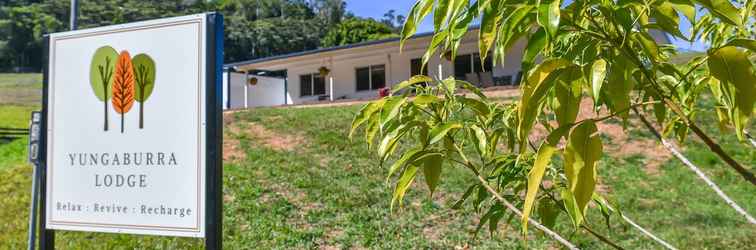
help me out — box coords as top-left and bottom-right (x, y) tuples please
(0, 0), (405, 72)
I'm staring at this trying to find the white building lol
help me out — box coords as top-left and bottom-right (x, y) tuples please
(223, 27), (670, 109)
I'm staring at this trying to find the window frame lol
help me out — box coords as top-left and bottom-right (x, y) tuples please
(299, 72), (326, 97)
(454, 53), (493, 79)
(355, 64), (386, 92)
(410, 58), (429, 78)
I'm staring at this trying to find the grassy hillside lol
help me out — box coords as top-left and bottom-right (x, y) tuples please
(0, 73), (754, 249)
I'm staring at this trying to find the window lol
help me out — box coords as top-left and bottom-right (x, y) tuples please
(454, 53), (493, 79)
(299, 73), (325, 97)
(473, 53), (493, 73)
(410, 58), (428, 77)
(454, 54), (472, 79)
(494, 75), (512, 85)
(356, 64), (386, 91)
(515, 71), (523, 85)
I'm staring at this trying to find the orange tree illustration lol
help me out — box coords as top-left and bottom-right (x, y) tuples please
(353, 0), (755, 249)
(132, 54), (156, 129)
(89, 46), (118, 131)
(112, 51), (136, 133)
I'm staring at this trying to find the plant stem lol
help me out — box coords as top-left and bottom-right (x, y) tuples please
(634, 108), (756, 225)
(579, 225), (624, 250)
(611, 207), (678, 250)
(743, 131), (756, 148)
(574, 14), (756, 185)
(618, 43), (756, 185)
(450, 144), (580, 249)
(472, 169), (580, 250)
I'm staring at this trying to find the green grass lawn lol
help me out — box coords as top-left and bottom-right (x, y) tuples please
(0, 73), (754, 249)
(0, 73), (42, 106)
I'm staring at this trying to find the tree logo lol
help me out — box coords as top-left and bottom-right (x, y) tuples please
(89, 46), (155, 133)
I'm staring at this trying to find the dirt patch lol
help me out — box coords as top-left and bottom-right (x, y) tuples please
(246, 122), (305, 151)
(223, 113), (246, 163)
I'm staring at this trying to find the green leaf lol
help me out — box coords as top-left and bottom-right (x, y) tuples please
(538, 199), (560, 229)
(387, 148), (422, 182)
(633, 32), (660, 62)
(460, 96), (490, 117)
(470, 125), (487, 157)
(457, 80), (487, 99)
(522, 143), (556, 234)
(606, 55), (635, 122)
(422, 154), (444, 197)
(434, 0), (451, 30)
(708, 46), (756, 140)
(452, 184), (478, 209)
(589, 59), (607, 104)
(132, 54), (156, 102)
(537, 0), (561, 39)
(554, 66), (583, 127)
(349, 99), (385, 139)
(670, 0), (696, 23)
(695, 0), (742, 26)
(413, 94), (438, 105)
(401, 0), (435, 50)
(518, 59), (572, 145)
(724, 39), (756, 53)
(380, 96), (407, 128)
(561, 188), (582, 228)
(429, 122), (463, 145)
(522, 28), (547, 71)
(651, 2), (687, 39)
(564, 120), (602, 222)
(441, 77), (457, 95)
(89, 46), (118, 101)
(479, 0), (503, 61)
(391, 164), (418, 210)
(392, 75), (433, 94)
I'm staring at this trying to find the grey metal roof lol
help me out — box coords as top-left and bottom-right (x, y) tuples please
(224, 25), (481, 69)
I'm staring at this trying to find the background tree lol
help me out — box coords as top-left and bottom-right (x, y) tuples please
(321, 18), (397, 47)
(0, 0), (398, 71)
(381, 9), (406, 33)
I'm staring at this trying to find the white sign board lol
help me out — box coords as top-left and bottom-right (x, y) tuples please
(45, 14), (219, 237)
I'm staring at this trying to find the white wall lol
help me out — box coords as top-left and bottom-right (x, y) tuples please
(274, 32), (526, 105)
(224, 72), (286, 109)
(233, 27), (667, 107)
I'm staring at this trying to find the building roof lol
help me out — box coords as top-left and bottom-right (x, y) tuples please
(224, 25), (481, 70)
(224, 25), (672, 70)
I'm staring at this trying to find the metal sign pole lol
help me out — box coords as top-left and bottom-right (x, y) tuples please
(39, 35), (54, 250)
(27, 111), (42, 250)
(205, 13), (224, 250)
(69, 0), (78, 30)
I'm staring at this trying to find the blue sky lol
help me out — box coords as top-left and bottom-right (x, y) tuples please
(345, 0), (706, 51)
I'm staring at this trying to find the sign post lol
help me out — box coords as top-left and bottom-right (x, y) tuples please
(37, 13), (223, 248)
(27, 111), (42, 250)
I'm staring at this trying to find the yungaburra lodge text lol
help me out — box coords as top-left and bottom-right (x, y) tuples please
(66, 152), (179, 188)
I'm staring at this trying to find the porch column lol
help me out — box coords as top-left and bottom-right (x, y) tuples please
(329, 76), (334, 102)
(243, 71), (249, 109)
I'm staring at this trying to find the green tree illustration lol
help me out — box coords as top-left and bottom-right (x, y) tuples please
(132, 54), (155, 129)
(89, 46), (118, 131)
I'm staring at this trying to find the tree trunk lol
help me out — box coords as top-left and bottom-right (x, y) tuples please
(121, 113), (124, 133)
(103, 85), (109, 131)
(139, 88), (145, 129)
